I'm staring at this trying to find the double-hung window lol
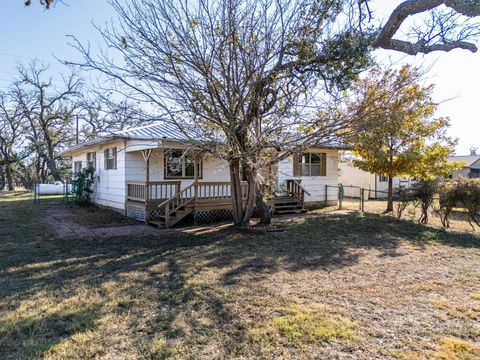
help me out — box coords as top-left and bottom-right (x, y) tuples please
(378, 174), (388, 182)
(74, 161), (83, 174)
(86, 152), (96, 169)
(104, 148), (117, 170)
(164, 149), (202, 179)
(297, 152), (326, 176)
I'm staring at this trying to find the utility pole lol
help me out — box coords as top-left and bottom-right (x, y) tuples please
(75, 115), (79, 145)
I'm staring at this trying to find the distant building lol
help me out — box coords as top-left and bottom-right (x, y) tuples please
(338, 153), (414, 199)
(448, 155), (480, 178)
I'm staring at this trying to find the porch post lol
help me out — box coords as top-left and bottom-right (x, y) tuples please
(194, 154), (199, 199)
(142, 149), (152, 223)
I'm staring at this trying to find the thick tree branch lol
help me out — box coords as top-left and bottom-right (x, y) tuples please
(372, 0), (480, 53)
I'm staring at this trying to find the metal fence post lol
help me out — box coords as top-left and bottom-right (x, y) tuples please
(360, 188), (365, 212)
(338, 184), (343, 210)
(325, 184), (328, 206)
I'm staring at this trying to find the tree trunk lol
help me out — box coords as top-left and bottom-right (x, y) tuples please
(47, 156), (61, 181)
(386, 176), (394, 212)
(0, 166), (5, 191)
(229, 159), (245, 226)
(255, 182), (271, 225)
(241, 165), (257, 225)
(5, 162), (14, 191)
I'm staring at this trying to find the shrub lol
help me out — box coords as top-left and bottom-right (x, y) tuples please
(394, 186), (415, 220)
(411, 179), (438, 224)
(71, 167), (95, 206)
(439, 178), (480, 230)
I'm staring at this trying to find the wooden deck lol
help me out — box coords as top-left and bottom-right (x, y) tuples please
(126, 180), (309, 227)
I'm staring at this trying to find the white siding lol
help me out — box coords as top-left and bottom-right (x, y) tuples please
(71, 140), (126, 211)
(278, 149), (339, 203)
(338, 160), (413, 198)
(125, 148), (230, 188)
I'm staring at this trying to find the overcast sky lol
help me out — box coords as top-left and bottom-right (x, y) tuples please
(0, 0), (478, 155)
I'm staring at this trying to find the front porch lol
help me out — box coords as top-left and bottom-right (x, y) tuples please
(126, 179), (309, 227)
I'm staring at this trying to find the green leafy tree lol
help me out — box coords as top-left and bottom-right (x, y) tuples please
(346, 65), (459, 212)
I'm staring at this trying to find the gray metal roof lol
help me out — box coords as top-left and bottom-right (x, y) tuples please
(448, 155), (480, 168)
(62, 121), (348, 156)
(114, 122), (198, 141)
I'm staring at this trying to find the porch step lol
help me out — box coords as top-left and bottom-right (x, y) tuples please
(148, 207), (194, 228)
(274, 208), (308, 215)
(274, 204), (304, 210)
(149, 220), (166, 228)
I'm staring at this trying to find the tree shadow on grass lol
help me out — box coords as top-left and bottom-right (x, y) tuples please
(0, 305), (101, 359)
(1, 195), (479, 358)
(197, 213), (480, 285)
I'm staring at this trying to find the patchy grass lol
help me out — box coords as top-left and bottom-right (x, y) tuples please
(433, 337), (480, 360)
(1, 191), (480, 359)
(339, 198), (480, 233)
(250, 303), (357, 349)
(67, 205), (139, 228)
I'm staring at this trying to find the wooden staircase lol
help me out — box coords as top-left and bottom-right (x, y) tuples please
(273, 196), (308, 215)
(272, 180), (310, 215)
(147, 179), (311, 227)
(149, 184), (195, 228)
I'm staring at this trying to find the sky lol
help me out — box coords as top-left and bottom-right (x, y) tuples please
(0, 0), (478, 155)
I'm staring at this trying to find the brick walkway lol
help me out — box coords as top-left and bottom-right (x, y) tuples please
(44, 205), (351, 239)
(44, 206), (159, 239)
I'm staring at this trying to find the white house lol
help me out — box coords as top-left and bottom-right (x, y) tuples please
(448, 155), (480, 178)
(62, 122), (344, 227)
(338, 153), (413, 198)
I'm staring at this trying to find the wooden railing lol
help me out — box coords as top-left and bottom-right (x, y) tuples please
(126, 181), (181, 202)
(285, 179), (311, 205)
(157, 183), (196, 227)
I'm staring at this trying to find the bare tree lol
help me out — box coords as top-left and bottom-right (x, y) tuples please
(0, 91), (26, 190)
(13, 61), (83, 181)
(78, 91), (149, 140)
(369, 0), (480, 54)
(68, 0), (374, 226)
(24, 0), (55, 9)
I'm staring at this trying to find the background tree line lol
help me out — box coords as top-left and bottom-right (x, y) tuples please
(4, 0), (480, 227)
(0, 61), (145, 190)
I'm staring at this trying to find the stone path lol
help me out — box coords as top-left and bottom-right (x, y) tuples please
(44, 206), (159, 239)
(43, 205), (352, 240)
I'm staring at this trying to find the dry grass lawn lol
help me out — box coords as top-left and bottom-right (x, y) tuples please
(1, 192), (480, 359)
(337, 198), (480, 234)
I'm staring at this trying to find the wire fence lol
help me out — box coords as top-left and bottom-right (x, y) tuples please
(325, 184), (479, 232)
(33, 180), (73, 205)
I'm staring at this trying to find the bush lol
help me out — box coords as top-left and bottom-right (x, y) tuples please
(394, 186), (415, 220)
(394, 180), (438, 224)
(438, 178), (480, 229)
(411, 179), (438, 224)
(71, 167), (95, 206)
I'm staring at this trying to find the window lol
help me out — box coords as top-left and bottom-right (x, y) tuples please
(296, 152), (326, 177)
(164, 149), (202, 179)
(104, 148), (117, 170)
(86, 152), (96, 169)
(378, 174), (388, 182)
(74, 161), (82, 174)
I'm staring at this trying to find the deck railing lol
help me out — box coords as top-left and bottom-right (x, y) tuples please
(127, 181), (181, 202)
(285, 179), (311, 205)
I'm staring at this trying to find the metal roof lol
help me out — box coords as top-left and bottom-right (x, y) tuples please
(114, 122), (199, 141)
(448, 155), (480, 168)
(61, 121), (349, 156)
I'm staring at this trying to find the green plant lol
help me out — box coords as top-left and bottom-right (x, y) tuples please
(439, 178), (480, 230)
(394, 186), (415, 220)
(71, 167), (95, 206)
(412, 179), (438, 224)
